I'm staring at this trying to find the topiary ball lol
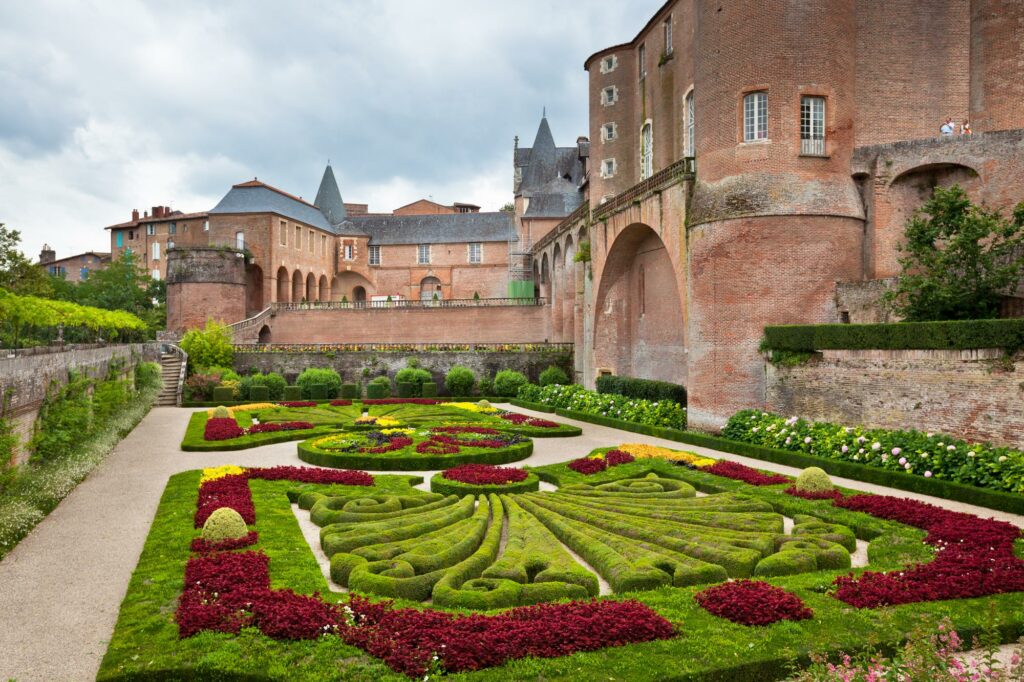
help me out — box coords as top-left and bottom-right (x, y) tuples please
(211, 406), (231, 419)
(201, 507), (249, 543)
(795, 467), (834, 493)
(476, 400), (492, 409)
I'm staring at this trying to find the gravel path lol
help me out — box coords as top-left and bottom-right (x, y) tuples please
(0, 405), (1021, 681)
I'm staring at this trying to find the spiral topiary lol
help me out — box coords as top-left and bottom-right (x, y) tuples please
(201, 507), (249, 543)
(794, 467), (834, 493)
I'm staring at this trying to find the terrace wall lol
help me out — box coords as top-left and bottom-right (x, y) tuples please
(765, 348), (1024, 448)
(233, 348), (573, 396)
(1, 343), (161, 465)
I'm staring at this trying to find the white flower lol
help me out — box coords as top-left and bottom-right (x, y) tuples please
(858, 436), (867, 444)
(891, 447), (901, 455)
(904, 463), (912, 470)
(921, 452), (928, 459)
(898, 457), (907, 465)
(804, 437), (812, 444)
(853, 455), (860, 461)
(881, 454), (889, 462)
(924, 471), (933, 478)
(841, 445), (849, 453)
(858, 448), (865, 454)
(844, 427), (852, 434)
(999, 456), (1008, 462)
(947, 445), (955, 451)
(871, 442), (881, 451)
(967, 451), (976, 458)
(752, 427), (759, 433)
(785, 437), (792, 445)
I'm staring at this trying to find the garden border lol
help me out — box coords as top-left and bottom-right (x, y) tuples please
(429, 471), (540, 496)
(297, 440), (534, 471)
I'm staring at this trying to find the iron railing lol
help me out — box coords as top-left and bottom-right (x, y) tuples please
(271, 297), (545, 311)
(233, 342), (573, 353)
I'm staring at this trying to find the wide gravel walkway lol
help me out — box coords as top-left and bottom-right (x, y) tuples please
(1, 405), (1021, 681)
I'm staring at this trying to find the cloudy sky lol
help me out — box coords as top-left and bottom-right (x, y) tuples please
(0, 0), (663, 258)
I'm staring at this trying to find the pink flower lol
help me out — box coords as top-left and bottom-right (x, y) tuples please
(924, 471), (933, 478)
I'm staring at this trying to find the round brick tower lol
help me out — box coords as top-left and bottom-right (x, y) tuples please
(166, 247), (247, 334)
(686, 0), (866, 430)
(970, 0), (1024, 133)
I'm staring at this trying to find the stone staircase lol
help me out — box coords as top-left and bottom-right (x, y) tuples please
(157, 352), (183, 406)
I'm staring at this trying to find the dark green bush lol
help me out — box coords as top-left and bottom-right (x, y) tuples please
(539, 365), (570, 386)
(30, 373), (93, 462)
(296, 368), (341, 399)
(238, 372), (286, 400)
(211, 386), (235, 403)
(92, 379), (130, 425)
(477, 376), (493, 396)
(309, 383), (329, 400)
(595, 374), (687, 405)
(249, 385), (269, 401)
(493, 370), (528, 397)
(340, 383), (359, 399)
(445, 365), (476, 396)
(421, 382), (437, 398)
(179, 320), (233, 373)
(763, 318), (1024, 352)
(395, 367), (433, 396)
(199, 365), (240, 382)
(396, 381), (416, 398)
(366, 382), (389, 399)
(282, 385), (302, 401)
(134, 362), (161, 392)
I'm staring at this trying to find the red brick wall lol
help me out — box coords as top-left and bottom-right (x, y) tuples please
(165, 248), (247, 332)
(970, 0), (1024, 133)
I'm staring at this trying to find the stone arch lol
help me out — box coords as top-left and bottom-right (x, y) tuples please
(420, 275), (442, 301)
(551, 243), (564, 340)
(276, 266), (290, 303)
(257, 324), (271, 344)
(561, 235), (576, 344)
(291, 270), (304, 303)
(593, 222), (686, 385)
(245, 264), (264, 315)
(353, 286), (366, 304)
(539, 252), (551, 302)
(318, 275), (329, 302)
(305, 272), (317, 302)
(331, 271), (374, 302)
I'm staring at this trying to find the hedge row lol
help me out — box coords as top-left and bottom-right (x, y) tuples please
(179, 412), (333, 451)
(510, 400), (1024, 515)
(763, 318), (1024, 352)
(182, 396), (516, 408)
(306, 492), (450, 527)
(429, 472), (540, 497)
(297, 439), (534, 471)
(596, 375), (687, 405)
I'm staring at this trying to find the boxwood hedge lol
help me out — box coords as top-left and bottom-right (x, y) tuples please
(763, 318), (1024, 352)
(297, 439), (533, 471)
(429, 471), (540, 496)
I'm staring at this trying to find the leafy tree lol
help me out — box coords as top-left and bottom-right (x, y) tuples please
(70, 252), (165, 332)
(882, 186), (1024, 321)
(499, 202), (515, 213)
(179, 320), (234, 373)
(0, 223), (52, 297)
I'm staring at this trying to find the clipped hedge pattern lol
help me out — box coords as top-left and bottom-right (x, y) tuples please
(596, 374), (687, 405)
(429, 471), (540, 496)
(298, 438), (533, 471)
(763, 318), (1024, 351)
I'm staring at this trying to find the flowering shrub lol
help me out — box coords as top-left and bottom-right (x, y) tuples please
(247, 421), (314, 434)
(567, 457), (607, 474)
(199, 465), (245, 483)
(195, 474), (254, 527)
(417, 440), (460, 455)
(517, 383), (686, 429)
(723, 410), (1024, 494)
(361, 398), (440, 405)
(204, 417), (245, 441)
(618, 443), (716, 466)
(831, 494), (1024, 607)
(189, 531), (258, 553)
(278, 401), (317, 408)
(442, 464), (529, 485)
(329, 399), (352, 406)
(694, 580), (813, 626)
(246, 466), (373, 486)
(701, 460), (791, 486)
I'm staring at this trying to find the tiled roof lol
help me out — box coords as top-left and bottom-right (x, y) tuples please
(209, 182), (337, 232)
(350, 212), (514, 245)
(104, 211), (208, 230)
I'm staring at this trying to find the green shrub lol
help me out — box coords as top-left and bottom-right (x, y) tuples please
(396, 381), (416, 398)
(309, 383), (329, 400)
(340, 383), (359, 399)
(282, 385), (302, 401)
(420, 382), (437, 398)
(763, 318), (1024, 353)
(795, 467), (834, 493)
(30, 373), (93, 462)
(92, 379), (130, 425)
(366, 379), (390, 399)
(134, 362), (161, 392)
(518, 383), (686, 430)
(477, 376), (493, 396)
(753, 550), (818, 577)
(211, 386), (235, 403)
(249, 385), (269, 401)
(445, 366), (475, 396)
(595, 374), (687, 405)
(539, 365), (570, 386)
(184, 373), (219, 401)
(180, 320), (233, 373)
(295, 368), (341, 399)
(395, 367), (432, 396)
(493, 370), (528, 397)
(200, 507), (249, 543)
(201, 365), (241, 383)
(210, 406), (230, 419)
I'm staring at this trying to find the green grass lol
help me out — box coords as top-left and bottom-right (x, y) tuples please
(100, 463), (1024, 681)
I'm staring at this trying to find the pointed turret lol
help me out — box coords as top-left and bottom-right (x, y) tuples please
(521, 115), (558, 192)
(314, 164), (347, 225)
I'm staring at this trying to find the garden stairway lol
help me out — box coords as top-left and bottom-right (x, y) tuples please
(157, 352), (183, 406)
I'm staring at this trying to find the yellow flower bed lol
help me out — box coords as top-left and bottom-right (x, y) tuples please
(381, 427), (414, 435)
(200, 465), (246, 483)
(311, 434), (353, 450)
(618, 443), (716, 467)
(449, 402), (498, 414)
(206, 403), (277, 417)
(354, 416), (377, 425)
(376, 416), (401, 427)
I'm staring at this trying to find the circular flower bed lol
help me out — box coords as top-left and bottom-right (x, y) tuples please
(430, 464), (540, 495)
(567, 449), (635, 475)
(694, 579), (813, 626)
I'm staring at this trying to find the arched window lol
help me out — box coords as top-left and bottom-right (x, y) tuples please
(640, 122), (653, 180)
(419, 276), (442, 301)
(685, 90), (695, 156)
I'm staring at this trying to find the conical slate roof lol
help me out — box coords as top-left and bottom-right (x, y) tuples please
(314, 164), (347, 225)
(521, 116), (558, 191)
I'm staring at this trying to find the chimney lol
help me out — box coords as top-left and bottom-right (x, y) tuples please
(39, 244), (55, 265)
(152, 206), (162, 218)
(131, 209), (140, 221)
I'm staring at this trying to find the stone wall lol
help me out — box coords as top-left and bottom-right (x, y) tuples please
(1, 343), (160, 465)
(233, 349), (573, 396)
(765, 348), (1024, 449)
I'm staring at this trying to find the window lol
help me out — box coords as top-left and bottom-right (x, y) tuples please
(235, 231), (244, 249)
(128, 230), (134, 240)
(203, 219), (209, 232)
(638, 43), (646, 80)
(468, 242), (482, 263)
(800, 95), (826, 156)
(309, 230), (314, 253)
(417, 244), (430, 264)
(601, 86), (618, 106)
(322, 235), (327, 254)
(601, 122), (617, 142)
(600, 158), (617, 178)
(743, 91), (768, 142)
(152, 269), (160, 280)
(640, 122), (653, 180)
(344, 244), (353, 260)
(168, 240), (175, 249)
(368, 245), (381, 265)
(280, 220), (287, 246)
(600, 55), (617, 74)
(664, 16), (673, 54)
(116, 232), (123, 248)
(685, 90), (695, 155)
(80, 267), (89, 280)
(295, 225), (301, 249)
(168, 222), (177, 235)
(146, 223), (155, 236)
(152, 242), (160, 260)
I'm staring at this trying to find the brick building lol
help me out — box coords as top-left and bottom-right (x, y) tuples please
(37, 245), (110, 283)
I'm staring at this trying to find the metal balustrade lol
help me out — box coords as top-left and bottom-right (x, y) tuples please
(270, 297), (546, 311)
(233, 342), (573, 353)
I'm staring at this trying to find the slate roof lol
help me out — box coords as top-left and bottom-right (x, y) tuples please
(515, 116), (586, 219)
(209, 181), (338, 232)
(314, 165), (347, 225)
(350, 212), (514, 245)
(523, 192), (584, 218)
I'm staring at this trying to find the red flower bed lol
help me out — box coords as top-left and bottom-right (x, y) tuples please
(247, 421), (314, 434)
(694, 580), (813, 626)
(330, 399), (352, 406)
(360, 436), (413, 454)
(442, 464), (529, 485)
(190, 531), (259, 553)
(204, 417), (245, 441)
(784, 486), (844, 501)
(831, 494), (1024, 607)
(278, 401), (317, 407)
(362, 398), (440, 405)
(568, 457), (607, 475)
(703, 461), (790, 486)
(430, 434), (511, 449)
(604, 449), (635, 466)
(195, 474), (254, 527)
(432, 426), (500, 435)
(417, 440), (460, 455)
(527, 418), (559, 428)
(499, 413), (559, 428)
(246, 466), (374, 486)
(339, 595), (675, 677)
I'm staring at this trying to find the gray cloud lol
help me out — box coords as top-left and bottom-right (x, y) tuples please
(0, 0), (663, 257)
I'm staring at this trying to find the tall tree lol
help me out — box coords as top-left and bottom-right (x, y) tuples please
(0, 223), (52, 297)
(883, 186), (1024, 321)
